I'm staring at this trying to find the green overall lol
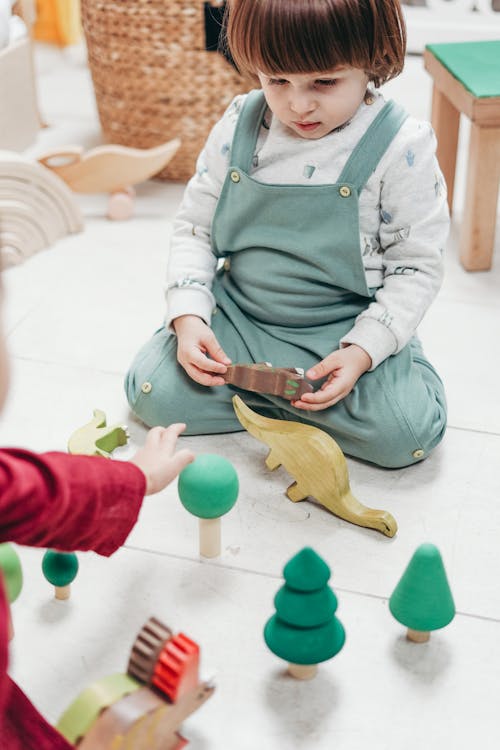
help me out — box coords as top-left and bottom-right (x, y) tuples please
(125, 91), (447, 468)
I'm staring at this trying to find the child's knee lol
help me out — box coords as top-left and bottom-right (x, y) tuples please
(370, 401), (447, 469)
(124, 328), (178, 427)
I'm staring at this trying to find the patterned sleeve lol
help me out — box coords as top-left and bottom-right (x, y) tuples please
(165, 95), (246, 330)
(340, 119), (449, 369)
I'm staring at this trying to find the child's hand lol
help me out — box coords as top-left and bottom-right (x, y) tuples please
(292, 345), (372, 411)
(130, 423), (194, 495)
(173, 315), (231, 386)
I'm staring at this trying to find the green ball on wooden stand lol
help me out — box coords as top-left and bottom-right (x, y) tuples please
(42, 550), (79, 600)
(178, 454), (239, 558)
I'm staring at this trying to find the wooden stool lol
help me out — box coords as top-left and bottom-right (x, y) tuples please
(424, 41), (500, 271)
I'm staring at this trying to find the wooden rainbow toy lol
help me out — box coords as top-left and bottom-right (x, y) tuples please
(0, 150), (83, 267)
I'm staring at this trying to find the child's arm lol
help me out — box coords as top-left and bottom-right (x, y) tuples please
(296, 119), (448, 411)
(0, 424), (193, 555)
(339, 120), (448, 371)
(166, 96), (246, 333)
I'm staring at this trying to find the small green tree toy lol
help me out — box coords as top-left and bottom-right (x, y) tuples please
(389, 543), (455, 643)
(42, 550), (79, 600)
(178, 454), (239, 558)
(264, 547), (345, 679)
(0, 543), (23, 639)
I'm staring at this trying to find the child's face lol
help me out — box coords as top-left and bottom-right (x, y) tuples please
(257, 67), (369, 139)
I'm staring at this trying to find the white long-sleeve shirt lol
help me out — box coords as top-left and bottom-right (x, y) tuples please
(166, 89), (449, 370)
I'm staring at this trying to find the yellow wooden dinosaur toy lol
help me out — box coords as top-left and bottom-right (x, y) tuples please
(232, 395), (397, 537)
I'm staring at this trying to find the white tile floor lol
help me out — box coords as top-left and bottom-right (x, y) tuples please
(2, 43), (500, 749)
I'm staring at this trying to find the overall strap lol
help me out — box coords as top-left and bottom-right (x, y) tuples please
(337, 100), (409, 192)
(229, 90), (268, 172)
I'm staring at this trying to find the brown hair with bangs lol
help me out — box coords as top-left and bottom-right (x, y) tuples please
(225, 0), (406, 87)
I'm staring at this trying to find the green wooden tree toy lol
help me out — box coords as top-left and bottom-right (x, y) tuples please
(0, 543), (23, 639)
(178, 454), (239, 558)
(389, 543), (455, 643)
(264, 547), (346, 680)
(42, 550), (79, 600)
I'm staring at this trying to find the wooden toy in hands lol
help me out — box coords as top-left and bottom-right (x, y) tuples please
(37, 139), (181, 220)
(232, 395), (398, 537)
(42, 550), (79, 600)
(222, 362), (314, 401)
(389, 543), (455, 643)
(0, 543), (23, 639)
(68, 409), (128, 458)
(264, 548), (345, 680)
(178, 454), (239, 558)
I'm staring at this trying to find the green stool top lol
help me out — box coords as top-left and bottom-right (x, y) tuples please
(426, 41), (500, 99)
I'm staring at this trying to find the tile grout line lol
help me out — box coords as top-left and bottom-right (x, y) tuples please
(123, 544), (500, 625)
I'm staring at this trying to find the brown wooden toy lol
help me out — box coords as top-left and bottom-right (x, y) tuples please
(37, 139), (180, 220)
(222, 362), (314, 401)
(127, 617), (173, 684)
(232, 395), (398, 537)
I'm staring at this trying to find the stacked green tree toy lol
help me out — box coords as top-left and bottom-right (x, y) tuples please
(264, 547), (345, 679)
(389, 543), (455, 642)
(178, 454), (239, 558)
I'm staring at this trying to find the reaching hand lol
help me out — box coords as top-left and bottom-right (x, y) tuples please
(131, 423), (194, 495)
(292, 345), (372, 412)
(173, 315), (231, 386)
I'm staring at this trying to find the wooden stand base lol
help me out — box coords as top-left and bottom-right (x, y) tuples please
(406, 628), (430, 643)
(55, 585), (71, 600)
(199, 518), (221, 558)
(287, 663), (318, 680)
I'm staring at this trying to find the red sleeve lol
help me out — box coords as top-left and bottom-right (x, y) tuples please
(0, 449), (147, 748)
(0, 449), (146, 555)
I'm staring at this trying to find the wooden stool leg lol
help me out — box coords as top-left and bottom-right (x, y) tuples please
(459, 124), (500, 271)
(431, 85), (460, 215)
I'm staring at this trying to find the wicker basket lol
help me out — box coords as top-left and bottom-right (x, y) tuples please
(80, 0), (252, 182)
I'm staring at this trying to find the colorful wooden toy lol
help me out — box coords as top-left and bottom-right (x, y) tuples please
(232, 395), (397, 537)
(41, 549), (79, 600)
(127, 616), (173, 684)
(59, 616), (214, 749)
(68, 409), (128, 457)
(57, 673), (141, 744)
(389, 543), (455, 643)
(38, 139), (181, 220)
(222, 362), (314, 401)
(178, 454), (239, 558)
(0, 543), (23, 639)
(0, 150), (83, 267)
(264, 548), (345, 679)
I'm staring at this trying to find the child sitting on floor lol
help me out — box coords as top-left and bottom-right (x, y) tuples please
(126, 0), (448, 469)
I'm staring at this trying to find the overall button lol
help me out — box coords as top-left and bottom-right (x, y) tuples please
(141, 382), (152, 394)
(230, 170), (240, 183)
(223, 258), (231, 271)
(339, 185), (351, 198)
(412, 449), (424, 459)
